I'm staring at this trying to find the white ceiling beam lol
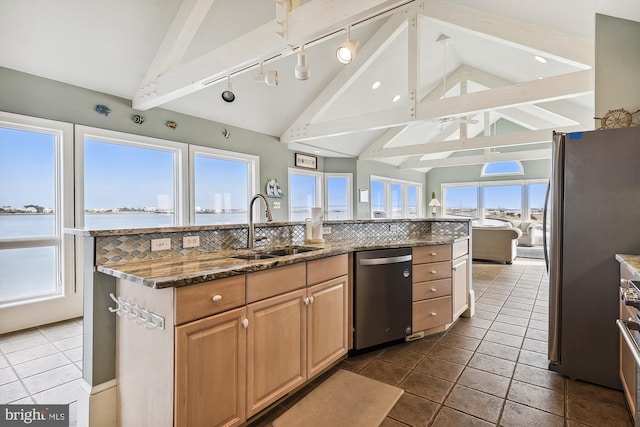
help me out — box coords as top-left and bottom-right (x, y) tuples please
(399, 148), (551, 169)
(359, 126), (407, 157)
(292, 70), (591, 143)
(420, 0), (593, 68)
(360, 126), (581, 159)
(281, 11), (408, 143)
(415, 69), (594, 121)
(133, 0), (412, 111)
(138, 0), (216, 90)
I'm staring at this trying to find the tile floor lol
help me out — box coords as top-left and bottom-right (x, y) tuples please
(0, 317), (82, 426)
(253, 258), (633, 427)
(0, 259), (633, 427)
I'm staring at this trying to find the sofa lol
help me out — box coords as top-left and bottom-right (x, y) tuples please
(472, 226), (522, 264)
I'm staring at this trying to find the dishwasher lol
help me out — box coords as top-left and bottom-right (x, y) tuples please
(353, 247), (412, 350)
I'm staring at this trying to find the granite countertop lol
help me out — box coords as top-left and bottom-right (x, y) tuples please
(97, 235), (468, 289)
(616, 254), (640, 278)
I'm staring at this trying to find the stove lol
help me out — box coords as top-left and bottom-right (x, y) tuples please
(618, 279), (640, 426)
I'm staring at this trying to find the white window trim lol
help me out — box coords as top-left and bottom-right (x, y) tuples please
(288, 168), (323, 220)
(188, 145), (259, 224)
(0, 112), (77, 321)
(370, 175), (422, 219)
(74, 125), (189, 227)
(324, 172), (353, 220)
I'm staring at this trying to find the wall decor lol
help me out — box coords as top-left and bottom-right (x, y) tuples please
(358, 189), (369, 203)
(594, 108), (640, 129)
(295, 152), (317, 169)
(166, 121), (177, 129)
(95, 104), (111, 116)
(222, 128), (231, 139)
(132, 114), (145, 124)
(266, 178), (284, 198)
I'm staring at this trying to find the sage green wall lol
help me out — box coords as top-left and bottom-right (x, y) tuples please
(595, 14), (640, 123)
(0, 66), (295, 221)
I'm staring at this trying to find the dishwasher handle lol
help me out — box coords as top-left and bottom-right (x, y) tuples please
(359, 254), (412, 266)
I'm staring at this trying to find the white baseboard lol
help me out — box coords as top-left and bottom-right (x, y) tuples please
(76, 379), (117, 427)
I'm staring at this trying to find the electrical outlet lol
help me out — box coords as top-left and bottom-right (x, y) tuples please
(183, 235), (200, 248)
(273, 201), (281, 209)
(151, 238), (171, 251)
(389, 224), (400, 232)
(322, 226), (331, 235)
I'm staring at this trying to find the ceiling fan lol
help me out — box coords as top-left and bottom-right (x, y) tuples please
(430, 34), (480, 127)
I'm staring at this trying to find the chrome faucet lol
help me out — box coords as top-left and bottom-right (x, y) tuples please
(248, 193), (273, 249)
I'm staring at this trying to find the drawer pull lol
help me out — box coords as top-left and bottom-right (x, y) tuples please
(211, 295), (223, 302)
(431, 270), (437, 274)
(431, 288), (437, 292)
(431, 252), (437, 256)
(431, 312), (437, 316)
(309, 296), (315, 304)
(242, 318), (249, 328)
(304, 297), (310, 306)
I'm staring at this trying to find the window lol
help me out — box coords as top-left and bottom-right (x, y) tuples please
(289, 169), (322, 221)
(370, 176), (422, 219)
(325, 174), (352, 220)
(527, 181), (548, 225)
(191, 146), (258, 225)
(482, 161), (524, 176)
(483, 184), (522, 224)
(76, 126), (187, 230)
(0, 112), (75, 315)
(443, 185), (478, 218)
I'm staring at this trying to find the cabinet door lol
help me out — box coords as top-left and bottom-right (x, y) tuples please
(452, 255), (469, 319)
(175, 307), (246, 427)
(246, 289), (307, 417)
(307, 275), (348, 379)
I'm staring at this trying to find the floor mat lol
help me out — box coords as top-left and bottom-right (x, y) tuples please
(273, 369), (403, 427)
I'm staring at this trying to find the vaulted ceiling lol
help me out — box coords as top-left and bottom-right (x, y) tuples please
(1, 0), (639, 171)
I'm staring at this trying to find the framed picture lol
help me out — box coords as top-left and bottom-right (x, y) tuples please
(295, 153), (317, 169)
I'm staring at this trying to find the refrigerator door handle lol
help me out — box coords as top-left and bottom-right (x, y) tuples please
(548, 131), (564, 364)
(543, 182), (550, 273)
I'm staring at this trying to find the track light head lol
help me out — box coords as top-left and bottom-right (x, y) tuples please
(221, 75), (235, 102)
(336, 27), (358, 64)
(295, 49), (310, 80)
(255, 70), (279, 86)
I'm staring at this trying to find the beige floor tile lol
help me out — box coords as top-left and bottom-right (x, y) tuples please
(52, 335), (83, 352)
(4, 343), (59, 365)
(521, 337), (547, 354)
(378, 345), (425, 369)
(476, 341), (520, 362)
(32, 378), (84, 405)
(63, 347), (83, 363)
(500, 401), (564, 427)
(0, 367), (18, 385)
(468, 353), (516, 378)
(517, 349), (549, 369)
(507, 379), (564, 416)
(439, 333), (481, 351)
(13, 353), (72, 378)
(387, 392), (439, 426)
(448, 323), (488, 339)
(489, 321), (527, 337)
(494, 314), (529, 327)
(0, 328), (41, 344)
(483, 331), (524, 348)
(22, 363), (82, 395)
(444, 384), (504, 424)
(0, 381), (29, 404)
(358, 359), (410, 387)
(457, 367), (511, 398)
(400, 371), (453, 404)
(429, 343), (474, 365)
(512, 363), (564, 392)
(0, 333), (48, 354)
(0, 355), (8, 369)
(39, 324), (83, 342)
(414, 356), (464, 382)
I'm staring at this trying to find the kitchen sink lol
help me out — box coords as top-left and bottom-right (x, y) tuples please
(230, 246), (320, 261)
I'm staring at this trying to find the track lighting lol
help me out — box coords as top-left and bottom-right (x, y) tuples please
(336, 27), (358, 64)
(254, 62), (278, 86)
(295, 47), (310, 80)
(221, 75), (235, 102)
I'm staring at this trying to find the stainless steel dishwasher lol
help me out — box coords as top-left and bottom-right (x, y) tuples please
(353, 247), (412, 350)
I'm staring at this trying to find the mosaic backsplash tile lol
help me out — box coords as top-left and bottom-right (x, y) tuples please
(94, 219), (469, 265)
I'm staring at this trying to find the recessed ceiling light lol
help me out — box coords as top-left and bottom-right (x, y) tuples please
(392, 95), (400, 103)
(371, 81), (381, 90)
(534, 55), (548, 64)
(538, 77), (543, 80)
(313, 150), (320, 154)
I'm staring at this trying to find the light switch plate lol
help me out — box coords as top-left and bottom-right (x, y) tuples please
(183, 235), (200, 248)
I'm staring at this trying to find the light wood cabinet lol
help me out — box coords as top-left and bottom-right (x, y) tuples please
(412, 240), (470, 333)
(307, 275), (348, 379)
(175, 307), (247, 427)
(246, 288), (307, 417)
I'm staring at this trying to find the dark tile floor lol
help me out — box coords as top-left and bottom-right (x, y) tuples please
(253, 258), (633, 427)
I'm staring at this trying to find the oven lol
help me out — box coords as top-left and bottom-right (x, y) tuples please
(617, 279), (640, 425)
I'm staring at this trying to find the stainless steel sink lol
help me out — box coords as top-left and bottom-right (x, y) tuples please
(230, 253), (278, 261)
(263, 246), (320, 256)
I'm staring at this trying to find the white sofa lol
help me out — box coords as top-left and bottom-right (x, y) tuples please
(472, 226), (522, 264)
(508, 220), (537, 247)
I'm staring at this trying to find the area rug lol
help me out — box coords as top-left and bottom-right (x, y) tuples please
(517, 245), (544, 259)
(273, 369), (403, 427)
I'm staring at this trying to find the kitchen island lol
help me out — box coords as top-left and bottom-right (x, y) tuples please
(67, 218), (472, 427)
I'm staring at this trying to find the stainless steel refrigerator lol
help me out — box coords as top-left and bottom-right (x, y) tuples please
(546, 126), (640, 390)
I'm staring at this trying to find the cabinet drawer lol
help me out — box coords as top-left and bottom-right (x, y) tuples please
(452, 240), (469, 259)
(246, 263), (306, 303)
(413, 245), (451, 264)
(413, 296), (452, 331)
(413, 278), (452, 301)
(175, 275), (246, 325)
(307, 254), (348, 285)
(413, 261), (452, 282)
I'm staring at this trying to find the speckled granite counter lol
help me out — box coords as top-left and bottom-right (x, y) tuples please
(616, 254), (640, 279)
(98, 235), (468, 289)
